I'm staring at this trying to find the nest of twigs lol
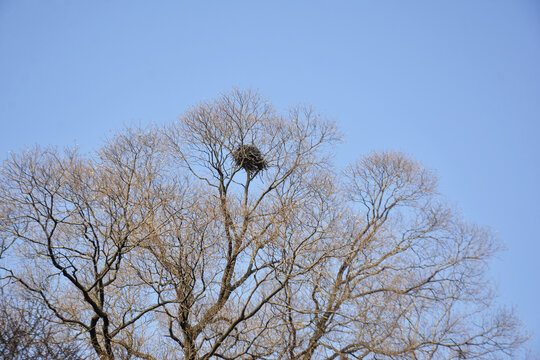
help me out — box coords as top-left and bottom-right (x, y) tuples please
(232, 145), (268, 172)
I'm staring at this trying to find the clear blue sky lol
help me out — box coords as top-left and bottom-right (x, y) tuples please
(1, 0), (539, 355)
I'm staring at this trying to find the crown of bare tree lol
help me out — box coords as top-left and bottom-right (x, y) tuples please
(0, 89), (527, 360)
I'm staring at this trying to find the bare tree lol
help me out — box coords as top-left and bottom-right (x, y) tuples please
(0, 129), (173, 360)
(0, 89), (526, 359)
(273, 152), (525, 360)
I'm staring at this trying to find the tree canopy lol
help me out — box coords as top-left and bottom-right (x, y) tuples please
(0, 90), (525, 359)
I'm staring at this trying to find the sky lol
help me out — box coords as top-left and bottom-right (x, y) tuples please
(1, 0), (539, 356)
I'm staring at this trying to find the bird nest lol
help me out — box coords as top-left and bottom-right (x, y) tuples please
(232, 145), (268, 172)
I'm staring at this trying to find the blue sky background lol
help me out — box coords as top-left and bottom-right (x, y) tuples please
(1, 0), (539, 356)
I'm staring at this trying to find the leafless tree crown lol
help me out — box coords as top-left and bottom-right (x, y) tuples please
(0, 89), (526, 359)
